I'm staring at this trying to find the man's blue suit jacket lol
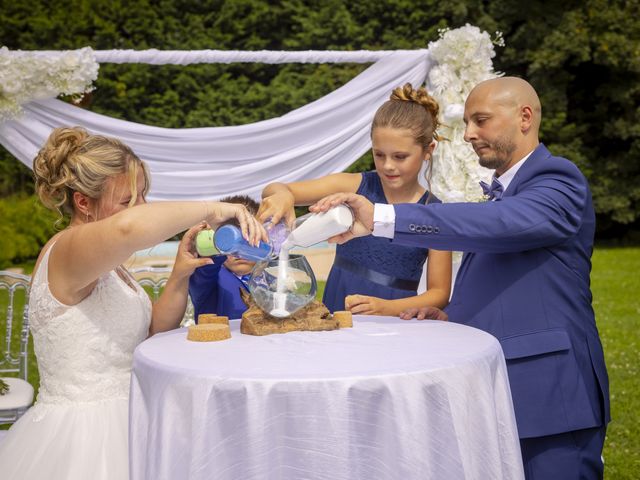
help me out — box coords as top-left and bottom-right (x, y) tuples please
(188, 255), (249, 321)
(393, 144), (610, 439)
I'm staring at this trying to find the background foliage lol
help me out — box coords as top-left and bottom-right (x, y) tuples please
(0, 195), (60, 267)
(1, 0), (639, 264)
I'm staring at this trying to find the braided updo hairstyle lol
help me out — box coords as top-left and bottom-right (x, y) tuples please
(372, 83), (440, 148)
(371, 83), (440, 200)
(33, 126), (149, 222)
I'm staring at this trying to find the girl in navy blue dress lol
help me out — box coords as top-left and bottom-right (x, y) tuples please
(258, 84), (451, 315)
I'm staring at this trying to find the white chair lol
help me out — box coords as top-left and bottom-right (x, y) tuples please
(129, 266), (195, 326)
(0, 270), (34, 425)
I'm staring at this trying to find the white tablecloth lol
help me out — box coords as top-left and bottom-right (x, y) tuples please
(130, 316), (524, 480)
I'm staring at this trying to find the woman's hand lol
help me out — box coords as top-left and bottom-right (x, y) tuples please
(399, 306), (449, 321)
(257, 190), (297, 228)
(171, 223), (215, 280)
(207, 202), (268, 246)
(309, 193), (373, 244)
(345, 294), (390, 316)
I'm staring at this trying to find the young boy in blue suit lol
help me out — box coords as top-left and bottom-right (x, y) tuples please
(189, 195), (259, 321)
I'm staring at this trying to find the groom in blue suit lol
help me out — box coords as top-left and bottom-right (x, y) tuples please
(311, 77), (610, 479)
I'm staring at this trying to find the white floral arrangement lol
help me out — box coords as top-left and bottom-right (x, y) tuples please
(0, 46), (99, 122)
(427, 24), (505, 202)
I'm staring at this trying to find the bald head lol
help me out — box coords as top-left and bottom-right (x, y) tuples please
(470, 77), (542, 132)
(463, 77), (542, 174)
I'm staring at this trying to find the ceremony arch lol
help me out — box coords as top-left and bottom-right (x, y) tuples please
(0, 25), (500, 203)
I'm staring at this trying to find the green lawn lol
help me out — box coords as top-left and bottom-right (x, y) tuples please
(2, 248), (639, 477)
(592, 248), (640, 477)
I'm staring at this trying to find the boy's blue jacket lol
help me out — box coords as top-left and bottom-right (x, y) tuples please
(188, 255), (250, 321)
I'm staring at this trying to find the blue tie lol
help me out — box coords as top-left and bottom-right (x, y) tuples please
(239, 274), (252, 290)
(479, 178), (504, 201)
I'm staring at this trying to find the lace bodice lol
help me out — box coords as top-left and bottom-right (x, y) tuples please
(335, 171), (441, 281)
(28, 244), (151, 405)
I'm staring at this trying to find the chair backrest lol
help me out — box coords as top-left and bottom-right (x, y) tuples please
(0, 270), (31, 381)
(129, 266), (172, 300)
(128, 266), (194, 326)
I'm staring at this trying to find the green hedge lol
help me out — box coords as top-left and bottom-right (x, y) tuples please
(0, 195), (60, 268)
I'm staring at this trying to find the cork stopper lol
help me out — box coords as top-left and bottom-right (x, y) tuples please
(198, 314), (229, 325)
(187, 323), (231, 342)
(333, 311), (353, 328)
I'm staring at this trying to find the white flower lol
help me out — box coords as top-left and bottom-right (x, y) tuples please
(0, 47), (99, 122)
(1, 79), (23, 95)
(442, 103), (464, 122)
(426, 24), (503, 202)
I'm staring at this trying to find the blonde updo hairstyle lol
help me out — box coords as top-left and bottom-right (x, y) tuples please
(371, 83), (440, 201)
(33, 127), (149, 222)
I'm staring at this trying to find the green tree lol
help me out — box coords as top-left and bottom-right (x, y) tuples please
(1, 0), (639, 237)
(488, 0), (640, 233)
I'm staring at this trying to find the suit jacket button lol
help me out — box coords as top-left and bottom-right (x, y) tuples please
(409, 224), (416, 232)
(426, 226), (433, 233)
(434, 227), (440, 234)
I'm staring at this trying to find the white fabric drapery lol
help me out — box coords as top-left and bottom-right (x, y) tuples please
(0, 51), (432, 201)
(92, 49), (424, 64)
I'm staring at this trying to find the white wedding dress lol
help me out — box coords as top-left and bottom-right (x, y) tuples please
(0, 243), (151, 480)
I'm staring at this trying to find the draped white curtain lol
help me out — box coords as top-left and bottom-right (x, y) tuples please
(92, 48), (424, 64)
(0, 50), (432, 201)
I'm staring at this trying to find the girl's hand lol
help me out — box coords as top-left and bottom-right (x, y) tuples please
(309, 193), (373, 244)
(399, 306), (449, 321)
(344, 294), (389, 316)
(257, 190), (297, 228)
(208, 202), (268, 246)
(171, 223), (214, 280)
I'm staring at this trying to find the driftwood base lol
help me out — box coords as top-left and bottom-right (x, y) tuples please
(240, 289), (339, 336)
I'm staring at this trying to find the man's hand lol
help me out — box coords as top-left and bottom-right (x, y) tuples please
(309, 192), (374, 244)
(399, 306), (449, 321)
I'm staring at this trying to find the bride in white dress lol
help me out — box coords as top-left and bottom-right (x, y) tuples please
(0, 127), (265, 479)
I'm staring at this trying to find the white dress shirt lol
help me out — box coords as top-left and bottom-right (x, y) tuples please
(490, 151), (532, 195)
(372, 149), (535, 239)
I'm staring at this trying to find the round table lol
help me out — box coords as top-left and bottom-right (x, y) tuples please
(129, 316), (524, 479)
